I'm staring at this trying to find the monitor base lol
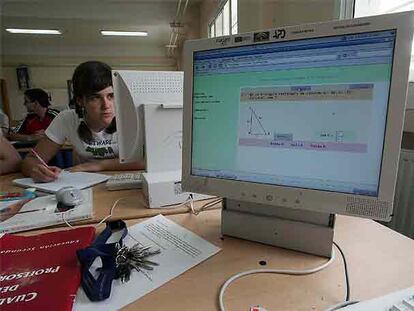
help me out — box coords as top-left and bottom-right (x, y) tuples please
(143, 170), (212, 208)
(222, 199), (335, 258)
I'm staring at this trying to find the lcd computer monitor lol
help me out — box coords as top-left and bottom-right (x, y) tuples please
(182, 12), (414, 257)
(113, 70), (184, 166)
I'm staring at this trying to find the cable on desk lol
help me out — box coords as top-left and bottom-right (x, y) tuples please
(61, 197), (128, 229)
(323, 242), (360, 311)
(323, 300), (359, 311)
(62, 212), (74, 228)
(95, 197), (128, 227)
(218, 248), (337, 311)
(333, 241), (350, 301)
(188, 197), (222, 216)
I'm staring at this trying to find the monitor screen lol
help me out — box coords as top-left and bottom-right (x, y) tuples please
(191, 30), (396, 197)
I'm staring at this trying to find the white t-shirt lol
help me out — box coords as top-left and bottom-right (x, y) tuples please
(45, 110), (119, 163)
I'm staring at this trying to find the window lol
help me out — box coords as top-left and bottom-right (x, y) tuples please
(353, 0), (414, 79)
(209, 0), (238, 38)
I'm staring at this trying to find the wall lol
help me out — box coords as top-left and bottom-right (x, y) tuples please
(238, 0), (341, 33)
(199, 0), (222, 38)
(1, 1), (178, 120)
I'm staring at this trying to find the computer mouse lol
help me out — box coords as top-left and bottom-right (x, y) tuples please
(55, 186), (84, 212)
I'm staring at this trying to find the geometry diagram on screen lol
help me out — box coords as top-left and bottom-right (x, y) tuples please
(247, 107), (270, 136)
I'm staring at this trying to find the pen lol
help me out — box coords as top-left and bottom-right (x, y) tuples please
(30, 149), (50, 168)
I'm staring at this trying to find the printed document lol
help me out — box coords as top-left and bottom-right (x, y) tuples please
(74, 214), (221, 310)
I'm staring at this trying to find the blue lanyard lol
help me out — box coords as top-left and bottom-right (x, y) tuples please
(77, 220), (127, 301)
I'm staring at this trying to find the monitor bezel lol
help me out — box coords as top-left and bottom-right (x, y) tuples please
(182, 12), (413, 220)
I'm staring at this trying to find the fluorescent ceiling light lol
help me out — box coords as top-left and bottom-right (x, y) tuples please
(6, 28), (61, 35)
(101, 30), (148, 37)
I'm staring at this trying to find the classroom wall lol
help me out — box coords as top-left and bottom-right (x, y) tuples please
(238, 0), (341, 33)
(1, 1), (178, 121)
(199, 0), (221, 38)
(197, 0), (341, 41)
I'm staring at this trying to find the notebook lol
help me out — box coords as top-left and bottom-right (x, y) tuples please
(0, 226), (95, 310)
(13, 171), (110, 193)
(0, 189), (94, 233)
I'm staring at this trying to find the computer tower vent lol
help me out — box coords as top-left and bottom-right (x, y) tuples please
(346, 197), (389, 219)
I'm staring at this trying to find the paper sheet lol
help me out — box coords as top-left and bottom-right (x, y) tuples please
(73, 214), (221, 310)
(0, 189), (93, 233)
(13, 171), (110, 193)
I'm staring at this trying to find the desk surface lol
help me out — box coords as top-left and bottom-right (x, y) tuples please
(20, 209), (414, 311)
(0, 173), (220, 226)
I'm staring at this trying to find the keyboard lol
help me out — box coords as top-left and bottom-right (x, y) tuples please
(337, 286), (414, 310)
(105, 172), (143, 191)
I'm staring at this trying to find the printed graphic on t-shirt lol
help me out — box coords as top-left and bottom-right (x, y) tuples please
(84, 138), (116, 159)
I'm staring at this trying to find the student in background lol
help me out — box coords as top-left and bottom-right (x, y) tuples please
(9, 88), (59, 141)
(21, 61), (143, 182)
(0, 130), (21, 175)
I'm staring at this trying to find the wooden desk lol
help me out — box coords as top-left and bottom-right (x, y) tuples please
(0, 173), (221, 226)
(21, 209), (414, 310)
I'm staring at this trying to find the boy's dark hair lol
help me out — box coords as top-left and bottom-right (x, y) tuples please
(71, 61), (116, 142)
(24, 88), (50, 108)
(72, 61), (112, 100)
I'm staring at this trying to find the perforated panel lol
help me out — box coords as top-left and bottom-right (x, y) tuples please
(113, 70), (183, 164)
(129, 73), (183, 95)
(346, 197), (390, 219)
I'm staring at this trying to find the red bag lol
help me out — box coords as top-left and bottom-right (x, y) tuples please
(0, 227), (95, 310)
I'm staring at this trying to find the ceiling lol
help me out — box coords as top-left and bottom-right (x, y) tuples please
(0, 0), (203, 66)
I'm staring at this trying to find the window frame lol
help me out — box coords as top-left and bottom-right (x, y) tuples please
(208, 0), (237, 38)
(351, 0), (414, 81)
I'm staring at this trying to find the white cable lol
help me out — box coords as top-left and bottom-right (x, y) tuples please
(174, 0), (182, 20)
(188, 196), (196, 214)
(61, 197), (126, 229)
(194, 198), (222, 215)
(181, 0), (189, 18)
(324, 300), (360, 311)
(187, 196), (222, 216)
(219, 249), (337, 311)
(95, 197), (127, 228)
(62, 212), (74, 228)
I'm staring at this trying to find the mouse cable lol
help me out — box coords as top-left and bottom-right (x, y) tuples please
(323, 242), (360, 311)
(95, 197), (129, 227)
(61, 197), (128, 229)
(333, 241), (350, 301)
(187, 196), (222, 216)
(218, 248), (336, 311)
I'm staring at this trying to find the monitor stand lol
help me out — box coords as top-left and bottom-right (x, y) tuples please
(222, 199), (335, 258)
